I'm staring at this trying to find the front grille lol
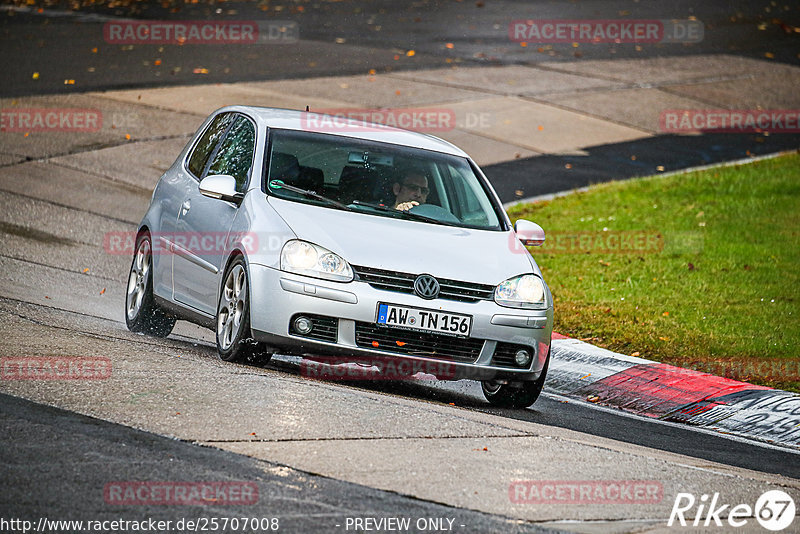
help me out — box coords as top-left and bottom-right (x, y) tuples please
(289, 314), (338, 343)
(492, 342), (534, 368)
(354, 322), (484, 364)
(352, 265), (495, 303)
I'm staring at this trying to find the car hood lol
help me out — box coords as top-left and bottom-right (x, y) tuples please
(269, 198), (538, 285)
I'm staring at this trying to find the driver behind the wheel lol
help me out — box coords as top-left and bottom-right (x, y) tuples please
(393, 172), (429, 211)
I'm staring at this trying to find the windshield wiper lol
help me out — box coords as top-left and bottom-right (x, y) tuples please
(350, 200), (393, 212)
(399, 210), (459, 227)
(269, 180), (354, 212)
(350, 200), (459, 227)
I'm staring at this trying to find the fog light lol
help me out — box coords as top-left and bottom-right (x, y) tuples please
(294, 316), (313, 335)
(515, 349), (532, 367)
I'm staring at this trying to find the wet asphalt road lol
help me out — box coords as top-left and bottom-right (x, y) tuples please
(3, 1), (799, 203)
(2, 1), (800, 531)
(1, 392), (553, 533)
(2, 0), (799, 98)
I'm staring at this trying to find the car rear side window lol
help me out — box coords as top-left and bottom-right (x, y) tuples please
(187, 113), (234, 178)
(206, 115), (256, 192)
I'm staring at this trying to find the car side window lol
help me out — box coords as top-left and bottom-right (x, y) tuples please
(442, 162), (497, 227)
(187, 113), (234, 179)
(206, 115), (256, 192)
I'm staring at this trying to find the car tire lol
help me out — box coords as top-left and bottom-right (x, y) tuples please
(125, 233), (176, 337)
(481, 352), (550, 409)
(216, 256), (273, 364)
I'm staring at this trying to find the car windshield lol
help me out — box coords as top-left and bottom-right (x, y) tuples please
(264, 129), (503, 230)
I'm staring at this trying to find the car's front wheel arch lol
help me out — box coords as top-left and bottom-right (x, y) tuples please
(218, 248), (250, 316)
(481, 345), (550, 409)
(125, 229), (175, 337)
(215, 250), (273, 364)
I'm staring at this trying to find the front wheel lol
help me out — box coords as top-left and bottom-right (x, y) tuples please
(125, 233), (175, 337)
(216, 257), (272, 364)
(481, 353), (549, 409)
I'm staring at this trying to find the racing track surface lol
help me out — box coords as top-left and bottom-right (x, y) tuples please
(2, 1), (800, 528)
(0, 122), (798, 533)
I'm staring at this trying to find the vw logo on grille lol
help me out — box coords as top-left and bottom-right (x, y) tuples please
(414, 274), (440, 300)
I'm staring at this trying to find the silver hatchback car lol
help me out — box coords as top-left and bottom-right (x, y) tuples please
(125, 106), (553, 408)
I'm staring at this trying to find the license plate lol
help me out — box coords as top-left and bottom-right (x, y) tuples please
(376, 303), (472, 337)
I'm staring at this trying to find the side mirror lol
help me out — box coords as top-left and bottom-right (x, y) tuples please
(199, 174), (244, 204)
(514, 219), (545, 246)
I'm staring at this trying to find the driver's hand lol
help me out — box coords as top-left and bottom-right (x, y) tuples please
(395, 201), (419, 211)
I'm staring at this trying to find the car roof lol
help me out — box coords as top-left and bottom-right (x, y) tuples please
(217, 105), (469, 158)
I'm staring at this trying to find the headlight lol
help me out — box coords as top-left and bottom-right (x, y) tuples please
(494, 274), (546, 309)
(280, 240), (353, 282)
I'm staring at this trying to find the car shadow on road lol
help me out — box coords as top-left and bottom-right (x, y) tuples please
(214, 352), (800, 477)
(264, 355), (493, 408)
(164, 337), (800, 481)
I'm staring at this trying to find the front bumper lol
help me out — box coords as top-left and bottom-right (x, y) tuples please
(248, 264), (553, 382)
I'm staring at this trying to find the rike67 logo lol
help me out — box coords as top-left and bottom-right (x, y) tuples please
(669, 490), (795, 531)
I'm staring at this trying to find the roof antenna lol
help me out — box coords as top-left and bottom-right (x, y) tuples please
(305, 105), (310, 112)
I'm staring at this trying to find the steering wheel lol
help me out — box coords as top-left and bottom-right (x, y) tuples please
(409, 203), (461, 224)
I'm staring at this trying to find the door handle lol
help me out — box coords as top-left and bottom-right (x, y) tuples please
(181, 199), (191, 216)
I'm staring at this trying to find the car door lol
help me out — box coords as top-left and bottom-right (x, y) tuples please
(173, 113), (256, 316)
(153, 112), (234, 303)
